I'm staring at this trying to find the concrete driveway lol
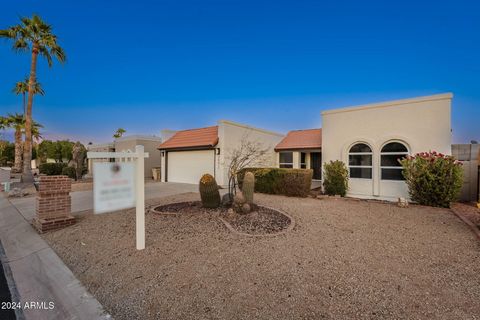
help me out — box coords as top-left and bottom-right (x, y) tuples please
(9, 182), (199, 221)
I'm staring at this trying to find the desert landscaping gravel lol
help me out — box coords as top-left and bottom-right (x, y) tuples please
(42, 192), (480, 320)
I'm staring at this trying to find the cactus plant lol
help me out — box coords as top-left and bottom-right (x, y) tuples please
(242, 171), (255, 204)
(233, 192), (247, 214)
(199, 173), (221, 208)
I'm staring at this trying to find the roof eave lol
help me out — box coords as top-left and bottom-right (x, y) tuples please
(275, 146), (322, 152)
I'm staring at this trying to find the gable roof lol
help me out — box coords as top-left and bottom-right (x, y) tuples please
(158, 126), (219, 150)
(275, 129), (322, 151)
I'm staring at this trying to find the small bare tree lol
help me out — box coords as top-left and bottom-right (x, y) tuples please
(225, 133), (271, 199)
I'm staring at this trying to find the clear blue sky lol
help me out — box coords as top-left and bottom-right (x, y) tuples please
(1, 0), (479, 143)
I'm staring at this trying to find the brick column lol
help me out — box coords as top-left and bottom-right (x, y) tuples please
(32, 175), (76, 233)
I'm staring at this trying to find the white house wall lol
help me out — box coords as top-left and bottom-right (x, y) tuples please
(217, 120), (284, 186)
(322, 93), (452, 200)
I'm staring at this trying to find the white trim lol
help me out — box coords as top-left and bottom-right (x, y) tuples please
(322, 93), (453, 116)
(379, 141), (409, 181)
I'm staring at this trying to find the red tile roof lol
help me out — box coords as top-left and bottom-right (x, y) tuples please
(158, 126), (219, 150)
(275, 129), (322, 151)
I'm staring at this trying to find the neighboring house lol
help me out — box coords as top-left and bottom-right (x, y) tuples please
(274, 129), (322, 188)
(87, 135), (162, 179)
(158, 120), (284, 185)
(322, 93), (452, 200)
(86, 143), (116, 178)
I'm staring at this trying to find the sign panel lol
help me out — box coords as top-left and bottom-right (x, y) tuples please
(93, 162), (135, 214)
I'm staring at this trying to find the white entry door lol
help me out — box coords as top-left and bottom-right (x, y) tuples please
(167, 150), (215, 184)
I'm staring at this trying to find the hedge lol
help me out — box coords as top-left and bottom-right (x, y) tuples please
(237, 168), (313, 197)
(39, 163), (67, 176)
(62, 166), (77, 180)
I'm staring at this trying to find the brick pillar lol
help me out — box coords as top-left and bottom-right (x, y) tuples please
(32, 175), (76, 233)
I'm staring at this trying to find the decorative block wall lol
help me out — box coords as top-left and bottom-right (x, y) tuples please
(32, 175), (76, 233)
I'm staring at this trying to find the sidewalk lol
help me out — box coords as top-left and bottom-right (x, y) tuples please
(0, 194), (111, 320)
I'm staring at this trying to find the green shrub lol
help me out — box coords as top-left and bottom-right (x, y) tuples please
(400, 151), (463, 208)
(39, 162), (67, 175)
(237, 168), (313, 197)
(61, 166), (77, 180)
(323, 160), (348, 196)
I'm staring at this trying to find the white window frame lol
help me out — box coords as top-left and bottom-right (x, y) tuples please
(380, 142), (409, 181)
(348, 143), (373, 179)
(279, 152), (293, 168)
(300, 152), (307, 169)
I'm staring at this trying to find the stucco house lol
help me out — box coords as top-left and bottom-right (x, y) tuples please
(87, 135), (162, 179)
(274, 93), (453, 200)
(158, 120), (284, 185)
(274, 129), (322, 188)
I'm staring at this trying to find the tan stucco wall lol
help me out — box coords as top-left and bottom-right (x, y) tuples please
(114, 137), (162, 179)
(322, 93), (453, 200)
(217, 120), (284, 186)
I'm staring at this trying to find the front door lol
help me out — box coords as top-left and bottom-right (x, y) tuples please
(310, 152), (322, 180)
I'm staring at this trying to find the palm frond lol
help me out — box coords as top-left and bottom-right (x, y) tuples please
(2, 15), (66, 66)
(38, 45), (53, 67)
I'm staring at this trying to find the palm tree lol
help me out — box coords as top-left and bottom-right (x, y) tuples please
(12, 77), (45, 116)
(1, 14), (66, 182)
(113, 128), (126, 139)
(3, 114), (24, 172)
(2, 113), (43, 173)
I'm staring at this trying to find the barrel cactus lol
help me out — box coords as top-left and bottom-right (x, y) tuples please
(242, 171), (255, 204)
(199, 173), (221, 208)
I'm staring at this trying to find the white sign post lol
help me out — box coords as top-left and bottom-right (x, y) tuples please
(87, 145), (149, 250)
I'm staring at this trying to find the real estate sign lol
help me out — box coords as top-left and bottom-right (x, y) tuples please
(93, 162), (135, 214)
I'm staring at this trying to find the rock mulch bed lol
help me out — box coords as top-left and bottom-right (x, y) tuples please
(152, 201), (292, 235)
(222, 206), (291, 235)
(42, 193), (480, 320)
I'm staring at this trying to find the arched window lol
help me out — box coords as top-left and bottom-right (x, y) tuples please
(380, 142), (408, 180)
(348, 143), (372, 179)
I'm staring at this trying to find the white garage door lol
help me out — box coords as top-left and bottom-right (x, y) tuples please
(167, 150), (215, 184)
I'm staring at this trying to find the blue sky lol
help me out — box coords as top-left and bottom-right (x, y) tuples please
(0, 0), (479, 144)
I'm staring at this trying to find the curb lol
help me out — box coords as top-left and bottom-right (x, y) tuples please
(0, 239), (25, 320)
(0, 194), (113, 320)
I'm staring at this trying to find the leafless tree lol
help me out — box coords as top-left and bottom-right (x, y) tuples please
(225, 133), (271, 198)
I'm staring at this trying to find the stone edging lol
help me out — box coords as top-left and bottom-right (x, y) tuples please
(149, 202), (296, 237)
(451, 208), (480, 241)
(148, 206), (180, 216)
(219, 205), (296, 238)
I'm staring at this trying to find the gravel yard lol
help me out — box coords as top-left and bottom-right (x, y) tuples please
(42, 192), (480, 320)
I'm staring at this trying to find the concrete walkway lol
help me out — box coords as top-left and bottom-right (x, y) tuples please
(10, 182), (198, 221)
(0, 194), (111, 320)
(0, 182), (198, 320)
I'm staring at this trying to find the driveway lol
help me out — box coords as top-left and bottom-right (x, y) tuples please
(9, 182), (198, 221)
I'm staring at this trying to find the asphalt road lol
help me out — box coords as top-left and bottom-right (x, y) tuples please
(0, 255), (16, 320)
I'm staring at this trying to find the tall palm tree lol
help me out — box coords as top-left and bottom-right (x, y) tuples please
(12, 77), (45, 116)
(1, 14), (66, 181)
(2, 113), (43, 173)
